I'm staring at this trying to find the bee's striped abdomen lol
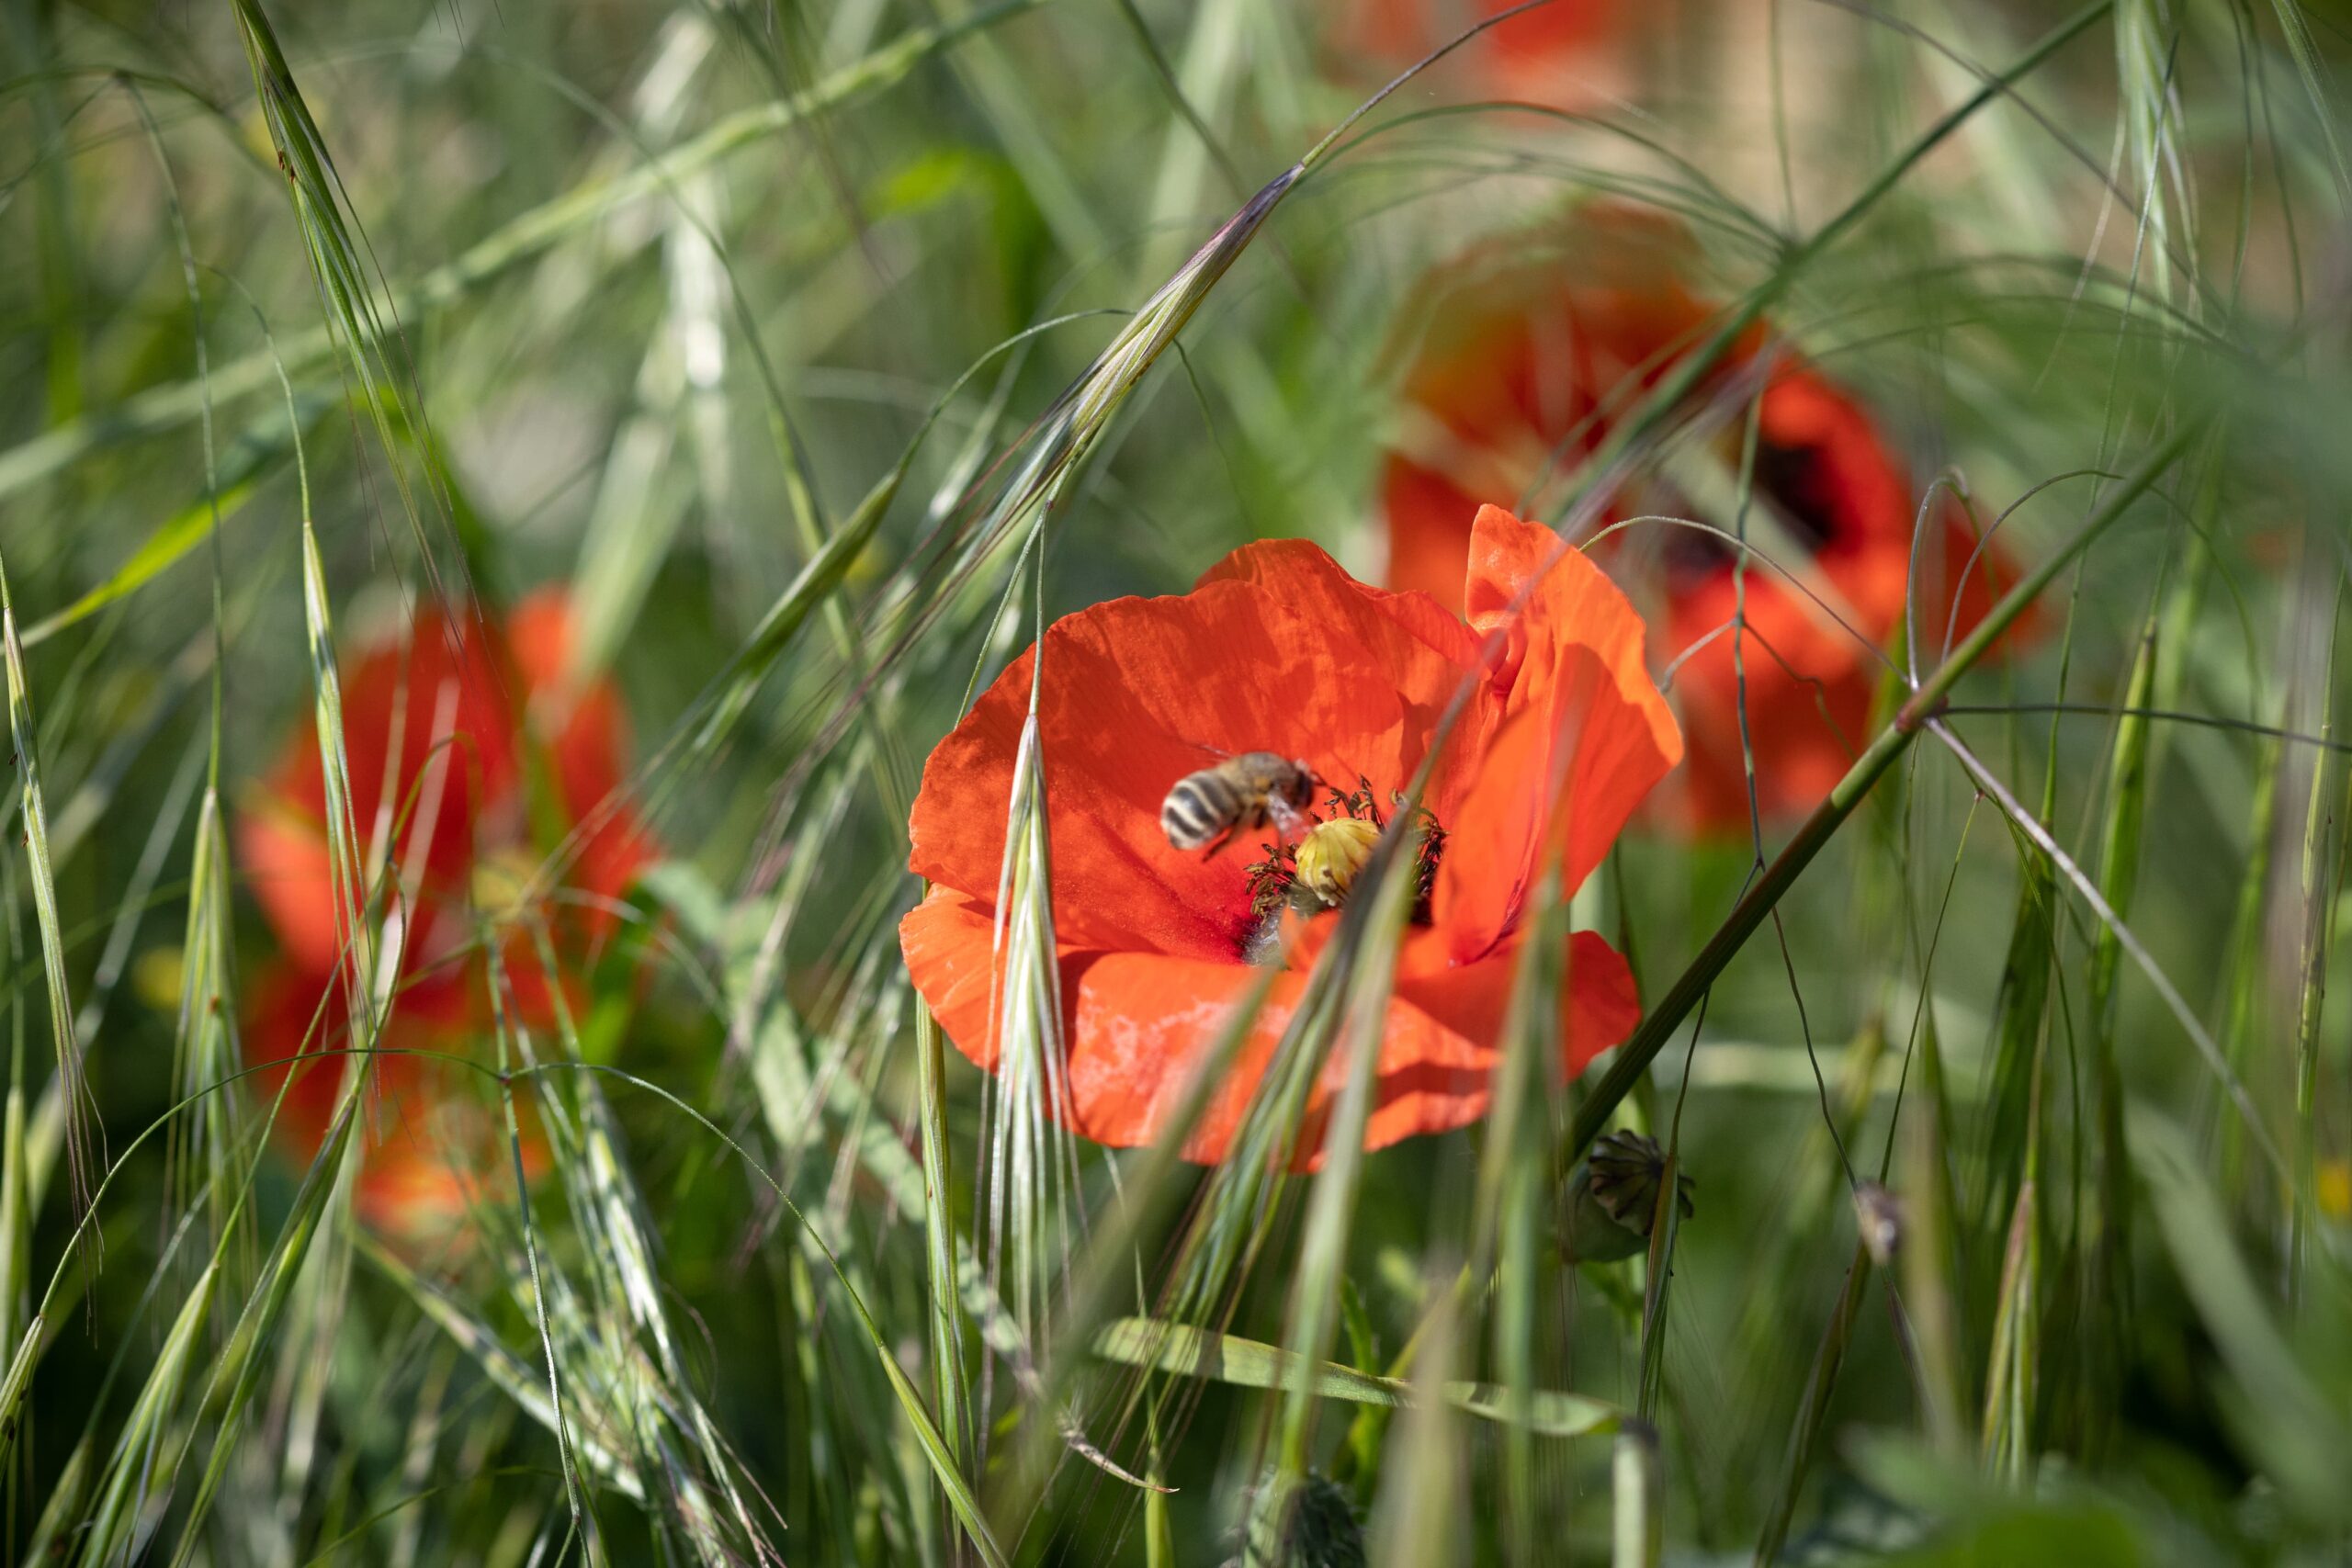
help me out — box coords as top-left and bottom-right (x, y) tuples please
(1161, 767), (1242, 851)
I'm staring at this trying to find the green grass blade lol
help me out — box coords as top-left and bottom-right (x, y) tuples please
(1751, 1242), (1874, 1566)
(2075, 611), (2161, 1453)
(1979, 1176), (2041, 1481)
(2134, 1108), (2352, 1520)
(1470, 872), (1566, 1562)
(917, 1004), (976, 1485)
(1272, 818), (1420, 1481)
(1090, 1317), (1619, 1438)
(0, 555), (99, 1229)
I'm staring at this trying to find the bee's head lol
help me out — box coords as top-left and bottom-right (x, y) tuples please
(1285, 760), (1319, 808)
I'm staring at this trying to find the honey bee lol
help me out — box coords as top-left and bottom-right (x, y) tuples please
(1160, 751), (1317, 858)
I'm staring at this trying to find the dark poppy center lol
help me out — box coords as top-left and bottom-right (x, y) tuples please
(1659, 433), (1848, 589)
(1750, 435), (1847, 557)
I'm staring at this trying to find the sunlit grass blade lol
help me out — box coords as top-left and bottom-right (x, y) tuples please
(297, 520), (375, 1029)
(74, 1261), (220, 1564)
(0, 554), (99, 1232)
(991, 967), (1279, 1526)
(496, 1053), (1015, 1567)
(168, 789), (243, 1247)
(18, 407), (308, 649)
(1091, 1316), (1622, 1438)
(227, 0), (468, 596)
(150, 502), (379, 1564)
(267, 1174), (359, 1541)
(516, 928), (779, 1562)
(1979, 1174), (2041, 1482)
(978, 650), (1080, 1363)
(2116, 0), (2191, 306)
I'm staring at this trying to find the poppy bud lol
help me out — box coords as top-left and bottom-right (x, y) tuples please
(1559, 1131), (1695, 1264)
(1853, 1179), (1902, 1266)
(1241, 1471), (1365, 1568)
(1293, 818), (1381, 908)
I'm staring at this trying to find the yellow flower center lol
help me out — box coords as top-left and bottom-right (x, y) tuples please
(1293, 818), (1381, 909)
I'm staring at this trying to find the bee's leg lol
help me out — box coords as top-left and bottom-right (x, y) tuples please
(1198, 825), (1238, 859)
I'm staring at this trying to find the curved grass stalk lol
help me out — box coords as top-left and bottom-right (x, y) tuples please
(1566, 419), (2208, 1165)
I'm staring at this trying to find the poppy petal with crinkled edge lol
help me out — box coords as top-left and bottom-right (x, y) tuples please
(901, 513), (1679, 1165)
(1440, 506), (1681, 958)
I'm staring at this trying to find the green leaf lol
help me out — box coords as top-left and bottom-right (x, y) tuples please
(1090, 1317), (1620, 1439)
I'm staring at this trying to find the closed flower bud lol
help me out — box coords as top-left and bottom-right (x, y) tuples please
(1560, 1131), (1695, 1264)
(1294, 818), (1381, 908)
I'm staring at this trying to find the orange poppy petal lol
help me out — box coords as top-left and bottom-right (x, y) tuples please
(902, 888), (1641, 1165)
(1441, 506), (1680, 953)
(1198, 536), (1484, 678)
(237, 784), (345, 979)
(907, 545), (1472, 960)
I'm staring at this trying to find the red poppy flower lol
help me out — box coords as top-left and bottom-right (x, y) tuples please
(1381, 208), (2009, 829)
(899, 504), (1679, 1164)
(1347, 0), (1643, 106)
(237, 589), (654, 1238)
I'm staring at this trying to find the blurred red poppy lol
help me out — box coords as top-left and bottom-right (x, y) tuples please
(1346, 0), (1643, 106)
(1381, 207), (2011, 829)
(900, 504), (1679, 1164)
(237, 589), (654, 1240)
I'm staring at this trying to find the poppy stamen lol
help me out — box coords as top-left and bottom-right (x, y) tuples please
(1239, 779), (1447, 955)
